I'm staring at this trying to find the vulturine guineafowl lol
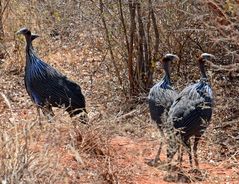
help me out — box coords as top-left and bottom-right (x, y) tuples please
(147, 53), (179, 166)
(16, 28), (87, 122)
(166, 53), (215, 171)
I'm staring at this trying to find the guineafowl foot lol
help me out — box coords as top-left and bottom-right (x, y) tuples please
(45, 114), (54, 123)
(146, 158), (160, 167)
(72, 112), (89, 125)
(145, 158), (166, 167)
(41, 107), (54, 123)
(188, 168), (206, 181)
(79, 113), (89, 124)
(163, 173), (178, 182)
(35, 117), (42, 128)
(164, 169), (191, 183)
(188, 168), (201, 174)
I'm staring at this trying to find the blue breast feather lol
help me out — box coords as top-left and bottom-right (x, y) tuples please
(198, 83), (212, 98)
(25, 52), (62, 105)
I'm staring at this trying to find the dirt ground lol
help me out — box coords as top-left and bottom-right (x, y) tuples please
(0, 46), (239, 183)
(109, 136), (239, 183)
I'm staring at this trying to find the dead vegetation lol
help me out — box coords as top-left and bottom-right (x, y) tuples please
(0, 0), (239, 183)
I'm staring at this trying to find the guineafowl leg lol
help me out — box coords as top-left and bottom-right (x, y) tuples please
(193, 136), (200, 169)
(42, 105), (54, 122)
(36, 106), (42, 127)
(155, 126), (165, 161)
(177, 144), (183, 168)
(163, 130), (180, 181)
(166, 130), (179, 171)
(70, 108), (89, 124)
(154, 138), (163, 162)
(183, 139), (192, 168)
(147, 122), (165, 166)
(149, 138), (163, 166)
(147, 142), (163, 166)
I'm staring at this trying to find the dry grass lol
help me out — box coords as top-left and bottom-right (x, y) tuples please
(0, 93), (123, 183)
(1, 46), (238, 183)
(0, 0), (239, 183)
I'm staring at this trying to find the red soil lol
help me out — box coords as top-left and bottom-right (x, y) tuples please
(109, 136), (239, 184)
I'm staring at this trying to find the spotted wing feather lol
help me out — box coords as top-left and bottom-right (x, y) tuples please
(26, 54), (86, 115)
(148, 80), (178, 123)
(168, 81), (213, 140)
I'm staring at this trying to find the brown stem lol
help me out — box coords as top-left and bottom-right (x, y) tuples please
(136, 2), (148, 91)
(0, 0), (4, 41)
(118, 0), (129, 53)
(1, 0), (11, 17)
(99, 0), (123, 86)
(149, 0), (159, 86)
(128, 0), (137, 95)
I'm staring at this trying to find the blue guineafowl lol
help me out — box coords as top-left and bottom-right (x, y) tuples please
(147, 54), (179, 165)
(166, 53), (215, 171)
(16, 28), (86, 122)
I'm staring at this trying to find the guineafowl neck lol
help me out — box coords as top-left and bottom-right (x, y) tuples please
(26, 43), (33, 52)
(163, 62), (171, 83)
(25, 38), (35, 65)
(25, 35), (33, 52)
(199, 61), (207, 79)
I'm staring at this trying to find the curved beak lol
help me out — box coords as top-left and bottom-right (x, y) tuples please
(164, 53), (180, 62)
(16, 28), (26, 35)
(16, 27), (28, 35)
(16, 30), (22, 35)
(200, 53), (216, 61)
(173, 55), (180, 61)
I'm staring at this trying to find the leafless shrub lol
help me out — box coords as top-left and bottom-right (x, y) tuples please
(0, 0), (238, 183)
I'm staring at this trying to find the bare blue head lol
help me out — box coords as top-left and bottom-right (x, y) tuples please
(198, 53), (215, 79)
(161, 53), (179, 83)
(162, 54), (179, 63)
(16, 28), (39, 47)
(161, 54), (179, 73)
(199, 53), (215, 62)
(16, 27), (31, 36)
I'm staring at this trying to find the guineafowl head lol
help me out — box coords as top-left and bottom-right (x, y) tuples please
(199, 53), (215, 64)
(16, 27), (31, 36)
(198, 53), (215, 79)
(16, 28), (33, 44)
(16, 28), (39, 46)
(161, 54), (179, 74)
(162, 54), (179, 63)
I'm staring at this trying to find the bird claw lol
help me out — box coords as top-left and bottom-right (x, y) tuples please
(188, 168), (201, 174)
(164, 171), (191, 183)
(188, 168), (205, 181)
(45, 113), (54, 123)
(163, 173), (178, 182)
(188, 168), (208, 181)
(145, 158), (165, 167)
(147, 159), (159, 167)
